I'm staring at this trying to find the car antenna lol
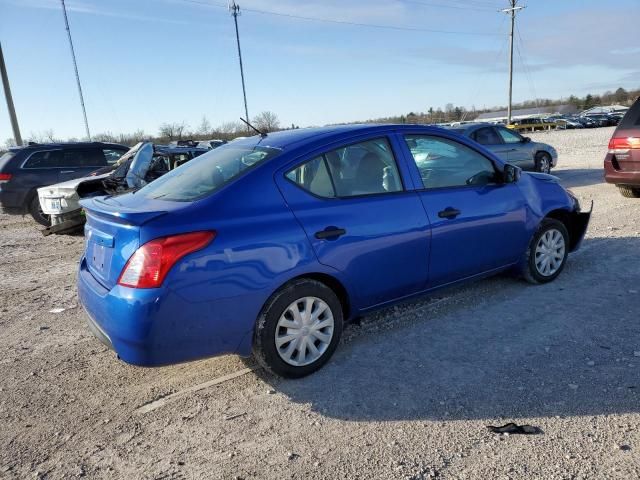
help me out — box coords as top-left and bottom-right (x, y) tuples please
(240, 117), (267, 138)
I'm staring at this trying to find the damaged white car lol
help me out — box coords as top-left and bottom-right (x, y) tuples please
(37, 142), (208, 234)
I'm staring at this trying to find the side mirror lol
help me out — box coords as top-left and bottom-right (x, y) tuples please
(522, 136), (531, 143)
(503, 163), (522, 183)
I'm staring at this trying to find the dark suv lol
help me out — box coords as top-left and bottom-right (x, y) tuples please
(0, 142), (128, 225)
(604, 98), (640, 198)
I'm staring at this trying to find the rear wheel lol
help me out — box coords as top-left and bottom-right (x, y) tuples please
(618, 186), (640, 198)
(29, 195), (51, 227)
(535, 152), (552, 174)
(522, 218), (569, 284)
(253, 279), (343, 378)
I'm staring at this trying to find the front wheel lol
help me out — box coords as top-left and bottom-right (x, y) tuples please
(29, 195), (51, 227)
(253, 279), (343, 378)
(535, 152), (552, 174)
(522, 218), (569, 284)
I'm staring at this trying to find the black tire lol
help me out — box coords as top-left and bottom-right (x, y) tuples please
(28, 195), (51, 227)
(253, 278), (343, 378)
(521, 218), (569, 284)
(618, 186), (640, 198)
(535, 152), (552, 174)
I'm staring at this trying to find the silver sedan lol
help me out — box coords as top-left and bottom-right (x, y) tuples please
(448, 123), (558, 173)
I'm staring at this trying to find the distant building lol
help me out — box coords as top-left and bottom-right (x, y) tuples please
(475, 104), (579, 123)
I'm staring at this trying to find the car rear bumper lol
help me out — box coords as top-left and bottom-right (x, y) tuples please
(604, 157), (640, 186)
(77, 256), (257, 366)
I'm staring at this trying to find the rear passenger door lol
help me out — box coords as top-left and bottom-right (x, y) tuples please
(58, 148), (110, 182)
(276, 136), (431, 309)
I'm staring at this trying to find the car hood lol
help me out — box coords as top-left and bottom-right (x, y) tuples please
(527, 172), (560, 183)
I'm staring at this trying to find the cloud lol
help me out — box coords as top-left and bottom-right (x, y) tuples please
(6, 0), (192, 25)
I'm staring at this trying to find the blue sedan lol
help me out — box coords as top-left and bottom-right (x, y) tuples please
(78, 124), (590, 377)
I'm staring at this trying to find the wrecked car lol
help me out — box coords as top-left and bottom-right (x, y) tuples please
(37, 142), (208, 234)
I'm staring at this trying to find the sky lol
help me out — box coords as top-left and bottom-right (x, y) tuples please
(0, 0), (638, 141)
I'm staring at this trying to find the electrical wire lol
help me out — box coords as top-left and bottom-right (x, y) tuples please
(173, 0), (506, 36)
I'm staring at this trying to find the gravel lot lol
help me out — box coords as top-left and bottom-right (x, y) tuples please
(1, 126), (639, 479)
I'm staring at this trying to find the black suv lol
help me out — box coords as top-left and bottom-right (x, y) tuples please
(0, 142), (128, 225)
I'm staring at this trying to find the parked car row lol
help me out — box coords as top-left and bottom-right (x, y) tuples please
(546, 113), (623, 130)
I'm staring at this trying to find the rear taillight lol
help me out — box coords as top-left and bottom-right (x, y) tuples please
(608, 136), (640, 153)
(117, 231), (216, 289)
(0, 173), (12, 182)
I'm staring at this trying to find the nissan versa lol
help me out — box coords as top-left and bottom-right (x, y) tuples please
(78, 125), (591, 378)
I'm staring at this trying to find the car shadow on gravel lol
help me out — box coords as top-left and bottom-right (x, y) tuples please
(554, 168), (605, 188)
(262, 236), (640, 422)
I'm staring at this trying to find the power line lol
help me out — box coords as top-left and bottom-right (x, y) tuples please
(175, 0), (505, 36)
(402, 0), (498, 12)
(60, 0), (91, 140)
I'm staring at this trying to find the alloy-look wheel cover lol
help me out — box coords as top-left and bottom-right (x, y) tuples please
(275, 296), (334, 367)
(535, 228), (565, 277)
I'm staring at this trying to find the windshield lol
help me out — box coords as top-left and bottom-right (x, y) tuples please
(140, 143), (281, 201)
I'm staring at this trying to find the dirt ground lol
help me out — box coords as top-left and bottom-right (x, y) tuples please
(1, 126), (639, 480)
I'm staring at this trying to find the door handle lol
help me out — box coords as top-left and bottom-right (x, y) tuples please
(60, 170), (75, 174)
(315, 227), (346, 240)
(438, 207), (461, 219)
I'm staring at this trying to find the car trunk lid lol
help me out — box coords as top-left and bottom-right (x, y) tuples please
(81, 195), (168, 289)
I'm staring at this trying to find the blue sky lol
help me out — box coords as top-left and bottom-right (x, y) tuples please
(0, 0), (638, 140)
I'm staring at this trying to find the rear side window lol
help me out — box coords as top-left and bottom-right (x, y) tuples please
(286, 138), (403, 198)
(472, 127), (502, 145)
(23, 150), (63, 168)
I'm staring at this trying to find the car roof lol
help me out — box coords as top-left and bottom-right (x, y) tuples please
(229, 124), (453, 151)
(14, 141), (128, 151)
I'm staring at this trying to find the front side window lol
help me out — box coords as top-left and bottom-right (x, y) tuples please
(404, 135), (498, 189)
(23, 150), (63, 169)
(141, 143), (281, 201)
(286, 138), (403, 198)
(497, 127), (523, 144)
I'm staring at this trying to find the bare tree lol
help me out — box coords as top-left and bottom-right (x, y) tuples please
(158, 122), (189, 140)
(197, 116), (212, 136)
(252, 111), (280, 132)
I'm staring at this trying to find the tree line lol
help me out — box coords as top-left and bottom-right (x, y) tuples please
(4, 86), (638, 148)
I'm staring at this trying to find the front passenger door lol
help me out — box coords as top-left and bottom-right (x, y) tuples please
(496, 127), (534, 170)
(401, 134), (528, 287)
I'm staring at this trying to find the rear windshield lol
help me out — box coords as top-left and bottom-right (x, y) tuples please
(140, 142), (281, 201)
(619, 99), (640, 129)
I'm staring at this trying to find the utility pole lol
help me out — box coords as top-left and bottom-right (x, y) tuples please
(502, 0), (525, 125)
(60, 0), (91, 140)
(0, 42), (22, 146)
(229, 1), (250, 133)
